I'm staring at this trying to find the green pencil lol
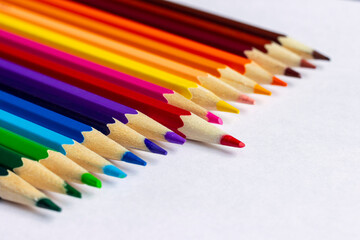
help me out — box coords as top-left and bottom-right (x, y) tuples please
(0, 144), (81, 198)
(0, 166), (61, 212)
(0, 127), (101, 188)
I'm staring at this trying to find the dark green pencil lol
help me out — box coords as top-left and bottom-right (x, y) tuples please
(0, 144), (81, 198)
(0, 166), (61, 212)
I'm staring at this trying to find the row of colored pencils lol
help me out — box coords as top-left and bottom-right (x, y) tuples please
(0, 0), (329, 212)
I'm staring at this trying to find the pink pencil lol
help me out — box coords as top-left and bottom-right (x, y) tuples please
(0, 29), (222, 124)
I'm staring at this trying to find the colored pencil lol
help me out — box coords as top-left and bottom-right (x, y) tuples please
(0, 90), (147, 166)
(144, 0), (330, 60)
(0, 7), (257, 101)
(0, 29), (222, 124)
(0, 11), (239, 113)
(14, 0), (275, 96)
(119, 0), (315, 68)
(0, 127), (102, 188)
(0, 145), (81, 198)
(0, 56), (181, 152)
(37, 0), (288, 83)
(0, 109), (128, 178)
(0, 167), (61, 212)
(73, 0), (301, 77)
(0, 62), (244, 148)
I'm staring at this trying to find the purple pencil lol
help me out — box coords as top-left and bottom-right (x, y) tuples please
(0, 58), (185, 154)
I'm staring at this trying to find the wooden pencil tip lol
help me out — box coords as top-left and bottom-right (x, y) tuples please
(254, 84), (272, 96)
(271, 76), (287, 87)
(36, 198), (61, 212)
(300, 59), (316, 69)
(216, 100), (239, 114)
(237, 94), (255, 105)
(164, 132), (186, 145)
(64, 182), (82, 198)
(284, 67), (301, 78)
(220, 135), (245, 148)
(206, 112), (223, 125)
(312, 50), (330, 61)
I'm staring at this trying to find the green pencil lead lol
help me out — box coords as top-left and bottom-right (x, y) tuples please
(36, 198), (62, 212)
(64, 182), (82, 198)
(81, 173), (102, 188)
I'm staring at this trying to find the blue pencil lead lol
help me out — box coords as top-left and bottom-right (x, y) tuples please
(103, 165), (127, 178)
(121, 152), (147, 166)
(144, 139), (167, 155)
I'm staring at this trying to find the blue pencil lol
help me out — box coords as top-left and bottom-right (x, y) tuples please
(0, 109), (127, 178)
(0, 90), (146, 166)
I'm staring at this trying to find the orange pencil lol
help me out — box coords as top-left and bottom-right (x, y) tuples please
(32, 0), (296, 80)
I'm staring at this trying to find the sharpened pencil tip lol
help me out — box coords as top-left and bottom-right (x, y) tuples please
(81, 173), (102, 188)
(254, 84), (272, 96)
(164, 132), (186, 145)
(216, 100), (239, 114)
(300, 59), (316, 69)
(144, 139), (168, 155)
(312, 50), (330, 61)
(206, 112), (223, 125)
(284, 67), (301, 78)
(103, 165), (127, 178)
(238, 94), (255, 105)
(220, 135), (245, 148)
(122, 151), (147, 166)
(271, 76), (287, 87)
(36, 198), (61, 212)
(64, 182), (82, 198)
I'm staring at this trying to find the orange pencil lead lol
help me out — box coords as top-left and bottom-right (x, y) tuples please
(271, 76), (287, 87)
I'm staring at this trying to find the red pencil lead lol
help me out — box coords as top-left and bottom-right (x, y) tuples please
(284, 67), (301, 78)
(312, 51), (330, 61)
(220, 135), (245, 148)
(300, 59), (316, 69)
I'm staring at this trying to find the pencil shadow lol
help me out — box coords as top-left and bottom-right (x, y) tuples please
(93, 171), (129, 186)
(186, 140), (237, 156)
(0, 200), (57, 219)
(128, 149), (164, 165)
(69, 176), (104, 195)
(41, 191), (76, 207)
(151, 140), (177, 152)
(285, 81), (295, 88)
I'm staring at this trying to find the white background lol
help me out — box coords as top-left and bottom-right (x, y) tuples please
(1, 0), (360, 239)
